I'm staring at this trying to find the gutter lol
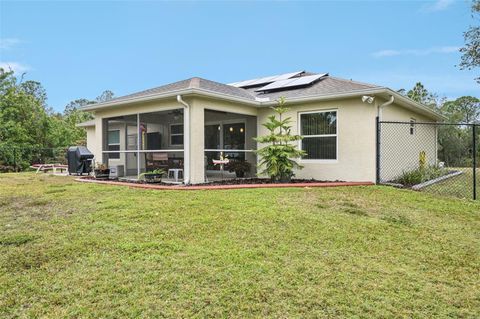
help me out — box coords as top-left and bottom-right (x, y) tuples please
(176, 95), (190, 184)
(81, 86), (445, 121)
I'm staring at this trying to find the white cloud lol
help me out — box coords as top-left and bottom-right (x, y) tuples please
(0, 38), (21, 50)
(423, 0), (455, 12)
(0, 62), (30, 74)
(372, 46), (460, 58)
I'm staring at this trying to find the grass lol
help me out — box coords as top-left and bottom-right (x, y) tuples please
(1, 173), (479, 318)
(423, 167), (480, 199)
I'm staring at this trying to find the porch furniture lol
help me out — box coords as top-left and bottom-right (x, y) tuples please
(168, 168), (183, 182)
(212, 158), (229, 180)
(145, 153), (184, 171)
(145, 152), (169, 171)
(31, 164), (69, 175)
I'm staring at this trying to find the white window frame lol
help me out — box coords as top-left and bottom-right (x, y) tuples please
(170, 123), (184, 146)
(107, 129), (121, 159)
(298, 109), (338, 163)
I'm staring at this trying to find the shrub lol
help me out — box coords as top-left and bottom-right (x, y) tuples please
(254, 97), (306, 182)
(395, 166), (448, 187)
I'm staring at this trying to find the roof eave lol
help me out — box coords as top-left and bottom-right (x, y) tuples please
(261, 88), (445, 121)
(258, 87), (388, 106)
(81, 88), (257, 111)
(76, 120), (96, 127)
(81, 86), (445, 121)
(383, 89), (446, 121)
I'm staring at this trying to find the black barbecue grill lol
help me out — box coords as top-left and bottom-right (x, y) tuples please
(67, 146), (94, 175)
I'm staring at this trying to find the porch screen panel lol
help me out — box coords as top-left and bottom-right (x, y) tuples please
(107, 130), (120, 159)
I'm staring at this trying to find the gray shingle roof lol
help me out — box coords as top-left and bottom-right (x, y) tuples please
(245, 76), (380, 100)
(79, 71), (448, 121)
(85, 72), (382, 110)
(103, 77), (256, 105)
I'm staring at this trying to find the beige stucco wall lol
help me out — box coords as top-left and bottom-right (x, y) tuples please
(85, 126), (96, 162)
(190, 97), (257, 183)
(380, 102), (438, 181)
(258, 98), (378, 182)
(83, 94), (439, 184)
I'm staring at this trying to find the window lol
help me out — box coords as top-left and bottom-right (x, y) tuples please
(410, 118), (416, 135)
(108, 130), (120, 159)
(299, 111), (337, 160)
(170, 124), (184, 146)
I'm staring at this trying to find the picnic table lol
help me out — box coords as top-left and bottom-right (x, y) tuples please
(30, 164), (68, 174)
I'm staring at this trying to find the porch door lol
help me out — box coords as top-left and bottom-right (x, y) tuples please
(205, 124), (221, 149)
(223, 123), (246, 161)
(125, 124), (138, 176)
(204, 122), (246, 170)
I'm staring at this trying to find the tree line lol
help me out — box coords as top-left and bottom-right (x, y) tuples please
(0, 69), (114, 171)
(398, 82), (479, 167)
(1, 0), (479, 173)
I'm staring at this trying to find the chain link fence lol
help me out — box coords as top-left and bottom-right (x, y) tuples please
(377, 120), (478, 200)
(0, 146), (68, 172)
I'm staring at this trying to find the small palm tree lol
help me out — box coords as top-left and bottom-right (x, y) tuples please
(255, 97), (306, 182)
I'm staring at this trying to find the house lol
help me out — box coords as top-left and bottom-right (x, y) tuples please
(78, 71), (443, 184)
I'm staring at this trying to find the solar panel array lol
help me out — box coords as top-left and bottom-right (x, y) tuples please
(254, 73), (327, 92)
(228, 71), (304, 88)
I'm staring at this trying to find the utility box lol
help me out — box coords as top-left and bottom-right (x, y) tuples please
(109, 165), (124, 178)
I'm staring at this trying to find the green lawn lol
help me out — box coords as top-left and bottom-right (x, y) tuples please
(1, 174), (479, 318)
(422, 167), (480, 199)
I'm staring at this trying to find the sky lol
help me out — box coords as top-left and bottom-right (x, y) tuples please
(1, 0), (479, 112)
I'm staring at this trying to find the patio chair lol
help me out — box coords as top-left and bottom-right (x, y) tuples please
(145, 152), (169, 171)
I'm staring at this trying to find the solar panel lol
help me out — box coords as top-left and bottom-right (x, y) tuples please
(255, 73), (327, 92)
(228, 71), (304, 88)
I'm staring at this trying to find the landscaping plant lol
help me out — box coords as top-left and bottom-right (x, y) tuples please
(139, 168), (166, 183)
(396, 165), (448, 187)
(255, 97), (306, 182)
(94, 162), (110, 180)
(228, 159), (251, 178)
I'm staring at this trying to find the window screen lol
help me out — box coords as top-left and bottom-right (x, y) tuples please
(300, 111), (337, 160)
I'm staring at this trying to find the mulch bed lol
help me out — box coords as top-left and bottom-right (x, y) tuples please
(202, 178), (341, 186)
(76, 176), (374, 191)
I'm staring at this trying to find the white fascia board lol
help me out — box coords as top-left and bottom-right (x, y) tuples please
(80, 86), (445, 121)
(81, 88), (258, 111)
(260, 88), (444, 121)
(383, 89), (446, 121)
(257, 88), (388, 106)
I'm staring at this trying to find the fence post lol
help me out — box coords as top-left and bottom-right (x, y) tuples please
(376, 116), (380, 184)
(13, 147), (17, 172)
(473, 125), (477, 200)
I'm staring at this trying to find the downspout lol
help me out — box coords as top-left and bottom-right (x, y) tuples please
(377, 95), (395, 120)
(177, 95), (190, 184)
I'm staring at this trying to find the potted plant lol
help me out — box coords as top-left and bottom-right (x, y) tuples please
(140, 168), (166, 183)
(94, 162), (110, 180)
(228, 160), (251, 178)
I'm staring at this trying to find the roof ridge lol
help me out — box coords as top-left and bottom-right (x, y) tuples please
(328, 76), (380, 88)
(189, 77), (201, 89)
